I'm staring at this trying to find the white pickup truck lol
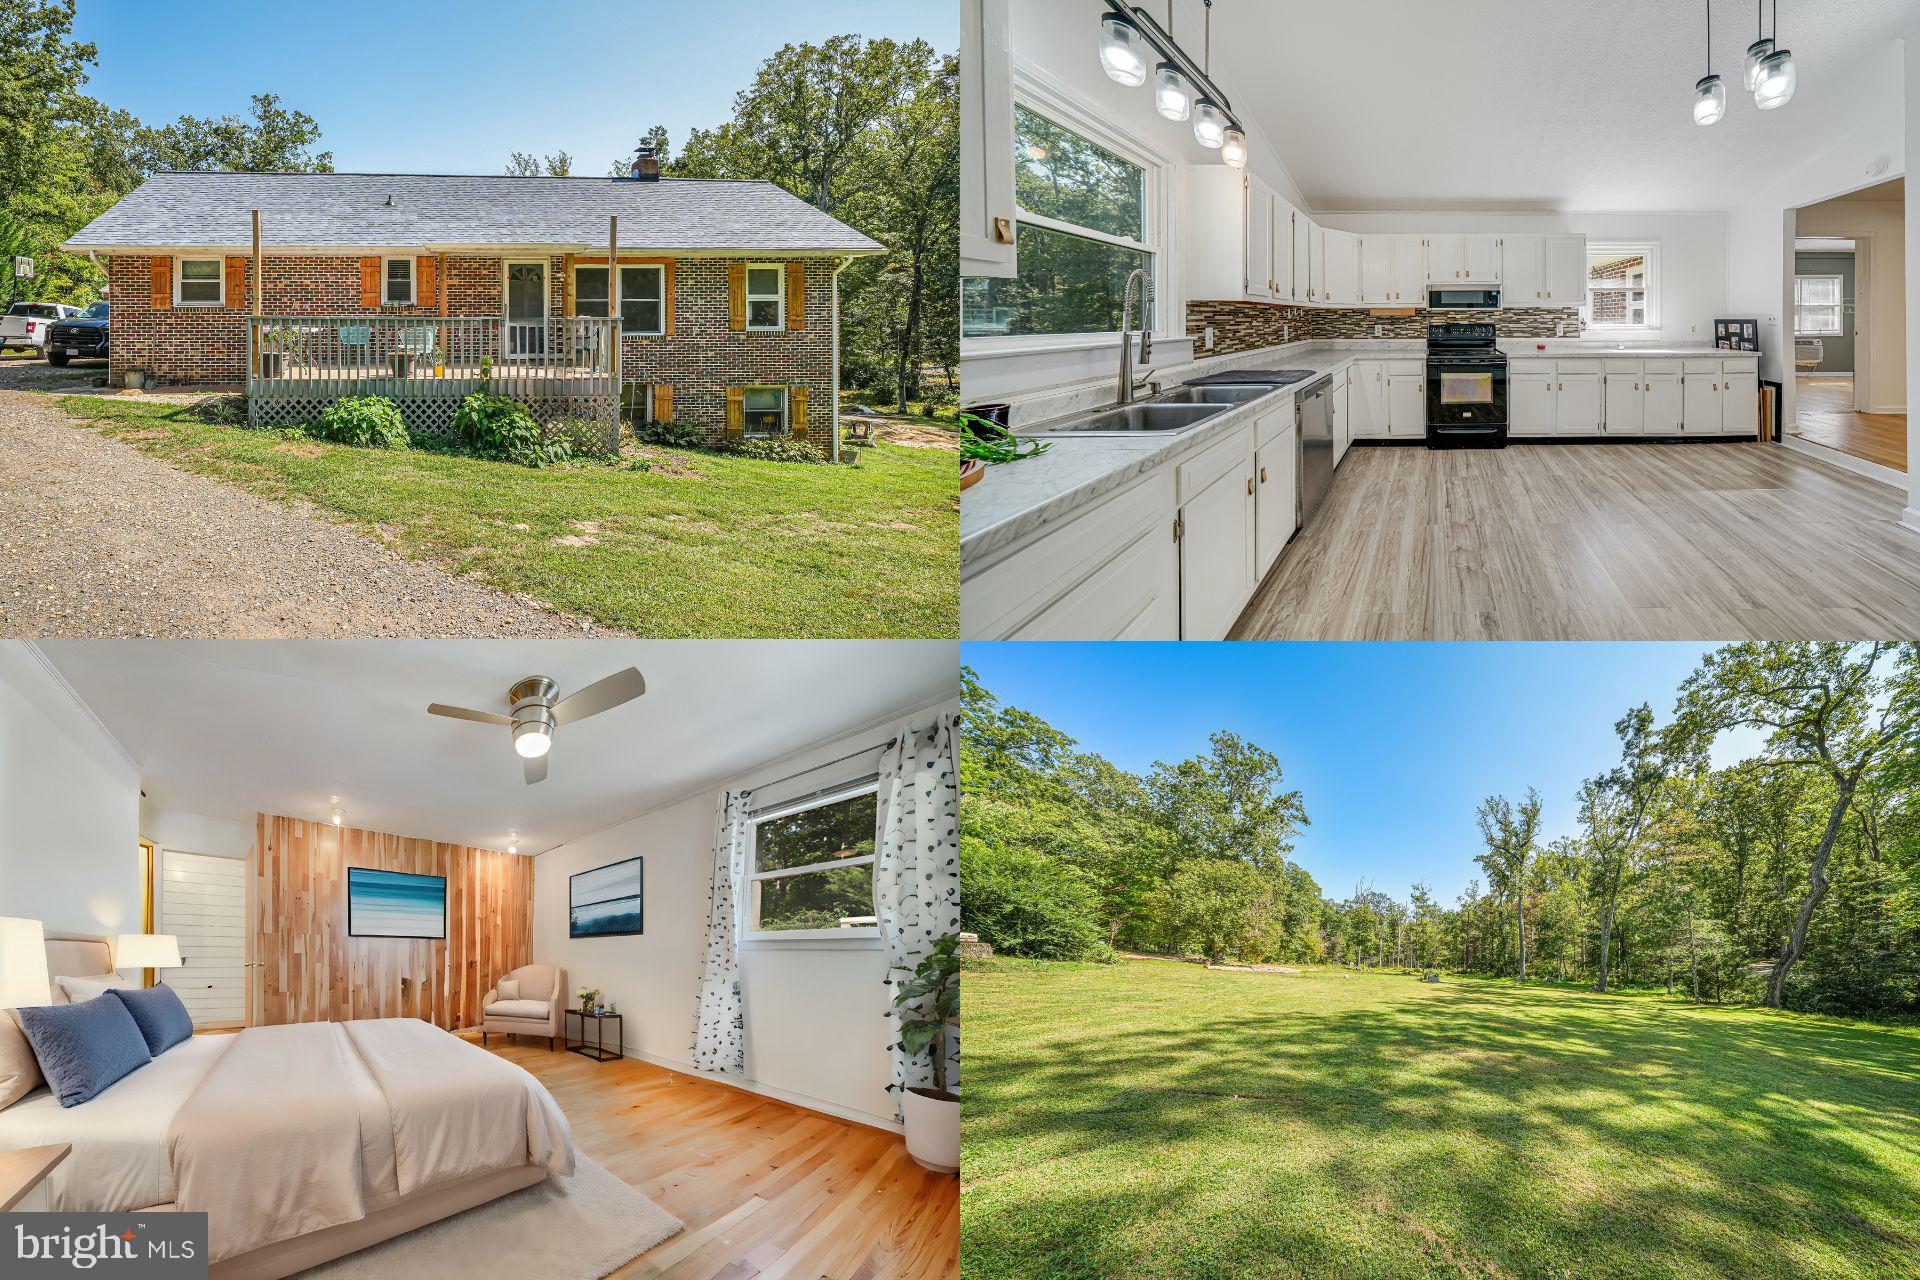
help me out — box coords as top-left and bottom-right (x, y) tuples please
(0, 302), (80, 353)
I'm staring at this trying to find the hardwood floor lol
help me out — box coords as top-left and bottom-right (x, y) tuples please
(474, 1034), (958, 1280)
(1791, 374), (1906, 470)
(1231, 440), (1920, 640)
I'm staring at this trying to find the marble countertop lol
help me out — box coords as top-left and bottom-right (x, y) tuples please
(1500, 343), (1762, 360)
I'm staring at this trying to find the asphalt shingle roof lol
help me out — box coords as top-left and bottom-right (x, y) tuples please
(63, 171), (884, 254)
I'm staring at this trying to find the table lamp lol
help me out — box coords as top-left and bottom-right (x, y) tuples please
(0, 918), (51, 1008)
(115, 933), (183, 986)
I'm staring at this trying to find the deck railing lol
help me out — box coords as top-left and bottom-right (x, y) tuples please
(246, 315), (620, 451)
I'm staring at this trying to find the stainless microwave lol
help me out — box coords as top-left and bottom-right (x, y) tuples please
(1428, 287), (1501, 310)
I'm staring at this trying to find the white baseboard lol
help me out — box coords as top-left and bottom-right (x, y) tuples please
(1903, 506), (1920, 537)
(612, 1044), (903, 1135)
(1780, 435), (1906, 489)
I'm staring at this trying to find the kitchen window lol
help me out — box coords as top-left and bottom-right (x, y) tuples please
(745, 264), (784, 331)
(742, 386), (786, 437)
(745, 782), (878, 939)
(575, 264), (666, 335)
(1794, 275), (1844, 336)
(960, 104), (1156, 340)
(1584, 245), (1658, 331)
(383, 257), (414, 306)
(175, 256), (224, 306)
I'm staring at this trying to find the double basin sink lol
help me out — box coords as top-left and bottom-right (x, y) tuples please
(1020, 383), (1275, 438)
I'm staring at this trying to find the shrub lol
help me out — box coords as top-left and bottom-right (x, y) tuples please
(716, 436), (827, 464)
(310, 396), (409, 449)
(634, 418), (704, 449)
(453, 393), (570, 468)
(960, 843), (1103, 961)
(188, 394), (247, 425)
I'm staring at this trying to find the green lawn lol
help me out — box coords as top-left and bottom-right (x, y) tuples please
(964, 956), (1920, 1280)
(55, 396), (957, 637)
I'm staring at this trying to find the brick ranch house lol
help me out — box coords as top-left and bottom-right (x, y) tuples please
(60, 158), (882, 449)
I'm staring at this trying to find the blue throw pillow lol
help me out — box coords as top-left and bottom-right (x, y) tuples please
(15, 994), (152, 1108)
(107, 985), (194, 1057)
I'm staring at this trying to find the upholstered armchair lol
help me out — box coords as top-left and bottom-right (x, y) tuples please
(480, 963), (566, 1050)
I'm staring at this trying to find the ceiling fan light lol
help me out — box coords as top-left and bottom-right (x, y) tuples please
(1693, 74), (1727, 126)
(1192, 97), (1226, 149)
(1754, 48), (1795, 108)
(1743, 37), (1774, 90)
(1153, 62), (1193, 120)
(1098, 13), (1149, 87)
(1220, 126), (1248, 168)
(513, 724), (552, 758)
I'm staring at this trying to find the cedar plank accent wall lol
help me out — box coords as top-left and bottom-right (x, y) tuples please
(252, 814), (532, 1030)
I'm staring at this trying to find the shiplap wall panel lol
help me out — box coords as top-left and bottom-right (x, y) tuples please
(252, 814), (532, 1030)
(159, 849), (248, 1027)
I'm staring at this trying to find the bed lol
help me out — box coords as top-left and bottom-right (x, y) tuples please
(0, 932), (575, 1280)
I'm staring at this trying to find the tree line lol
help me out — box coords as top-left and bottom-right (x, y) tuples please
(960, 644), (1920, 1018)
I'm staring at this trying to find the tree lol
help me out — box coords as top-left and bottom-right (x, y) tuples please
(506, 150), (572, 177)
(1669, 643), (1920, 1008)
(1475, 788), (1543, 979)
(135, 93), (331, 174)
(1152, 860), (1278, 964)
(1577, 704), (1666, 992)
(1146, 731), (1308, 873)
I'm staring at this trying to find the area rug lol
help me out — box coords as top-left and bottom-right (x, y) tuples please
(295, 1156), (683, 1279)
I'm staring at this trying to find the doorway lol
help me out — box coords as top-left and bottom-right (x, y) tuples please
(504, 259), (547, 357)
(155, 848), (248, 1029)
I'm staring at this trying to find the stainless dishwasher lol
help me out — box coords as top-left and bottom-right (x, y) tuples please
(1295, 374), (1334, 528)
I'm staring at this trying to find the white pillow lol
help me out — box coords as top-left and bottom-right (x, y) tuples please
(56, 974), (133, 1003)
(496, 979), (521, 1002)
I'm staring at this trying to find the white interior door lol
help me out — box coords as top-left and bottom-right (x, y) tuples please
(157, 849), (247, 1028)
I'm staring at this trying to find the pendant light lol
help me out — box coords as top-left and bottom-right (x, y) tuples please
(1220, 126), (1248, 169)
(1192, 1), (1224, 147)
(1693, 0), (1726, 126)
(1151, 4), (1192, 119)
(1099, 12), (1149, 86)
(1742, 0), (1774, 90)
(1753, 0), (1795, 109)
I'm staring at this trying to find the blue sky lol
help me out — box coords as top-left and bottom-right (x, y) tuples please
(71, 1), (954, 175)
(962, 643), (1764, 906)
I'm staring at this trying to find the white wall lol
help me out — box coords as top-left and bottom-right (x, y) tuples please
(141, 807), (251, 860)
(1322, 211), (1731, 346)
(532, 696), (958, 1132)
(0, 643), (142, 946)
(1796, 195), (1908, 414)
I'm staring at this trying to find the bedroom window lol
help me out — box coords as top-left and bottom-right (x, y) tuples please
(574, 264), (666, 335)
(745, 264), (784, 330)
(746, 782), (878, 939)
(175, 256), (224, 306)
(383, 257), (414, 306)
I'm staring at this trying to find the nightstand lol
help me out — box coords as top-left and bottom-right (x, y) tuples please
(0, 1143), (70, 1212)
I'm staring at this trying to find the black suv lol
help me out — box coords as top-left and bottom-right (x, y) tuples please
(46, 301), (109, 366)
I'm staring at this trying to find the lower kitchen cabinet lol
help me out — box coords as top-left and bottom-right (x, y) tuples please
(1386, 373), (1426, 439)
(1254, 425), (1297, 580)
(1176, 426), (1258, 642)
(1509, 365), (1602, 436)
(1558, 372), (1604, 434)
(1350, 361), (1425, 439)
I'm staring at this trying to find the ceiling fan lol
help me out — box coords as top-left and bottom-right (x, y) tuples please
(427, 668), (646, 784)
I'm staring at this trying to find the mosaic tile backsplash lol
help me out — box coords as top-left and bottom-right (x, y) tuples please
(1186, 300), (1582, 356)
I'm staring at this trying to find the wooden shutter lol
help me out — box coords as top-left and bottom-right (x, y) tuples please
(725, 386), (745, 435)
(728, 262), (746, 331)
(785, 263), (804, 329)
(416, 256), (438, 309)
(359, 257), (381, 308)
(223, 256), (247, 309)
(150, 258), (171, 310)
(652, 385), (673, 422)
(789, 386), (808, 438)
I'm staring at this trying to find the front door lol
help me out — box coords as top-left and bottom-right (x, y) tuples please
(505, 260), (546, 356)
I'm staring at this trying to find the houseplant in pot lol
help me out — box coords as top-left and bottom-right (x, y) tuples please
(893, 933), (959, 1174)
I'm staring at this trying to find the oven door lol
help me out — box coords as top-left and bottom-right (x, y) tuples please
(1428, 287), (1501, 310)
(1427, 359), (1507, 428)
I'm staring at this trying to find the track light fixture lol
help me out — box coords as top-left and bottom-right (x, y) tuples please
(1095, 2), (1246, 162)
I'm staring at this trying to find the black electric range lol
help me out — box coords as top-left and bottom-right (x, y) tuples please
(1426, 322), (1508, 449)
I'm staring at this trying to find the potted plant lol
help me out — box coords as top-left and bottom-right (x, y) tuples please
(576, 986), (600, 1014)
(893, 933), (959, 1174)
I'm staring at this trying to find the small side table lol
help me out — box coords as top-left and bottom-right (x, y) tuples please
(0, 1143), (70, 1212)
(564, 1009), (623, 1062)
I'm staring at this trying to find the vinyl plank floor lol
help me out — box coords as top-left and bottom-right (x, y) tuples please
(1232, 441), (1920, 640)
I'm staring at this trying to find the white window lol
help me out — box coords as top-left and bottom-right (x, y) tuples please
(745, 782), (878, 940)
(1584, 245), (1659, 331)
(961, 102), (1158, 340)
(574, 263), (665, 334)
(383, 257), (414, 306)
(742, 386), (786, 437)
(745, 264), (784, 330)
(1794, 275), (1844, 336)
(175, 256), (223, 306)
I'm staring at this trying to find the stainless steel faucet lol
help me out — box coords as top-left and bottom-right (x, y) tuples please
(1117, 268), (1156, 404)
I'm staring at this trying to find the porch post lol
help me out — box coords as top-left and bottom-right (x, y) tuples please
(609, 214), (620, 435)
(250, 209), (262, 379)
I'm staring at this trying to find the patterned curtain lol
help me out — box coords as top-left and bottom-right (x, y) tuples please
(692, 789), (751, 1075)
(874, 715), (960, 1116)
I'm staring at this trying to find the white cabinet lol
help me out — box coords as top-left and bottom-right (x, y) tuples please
(1332, 370), (1352, 466)
(1464, 235), (1502, 284)
(1682, 369), (1722, 433)
(1291, 209), (1314, 304)
(1546, 236), (1586, 304)
(1350, 362), (1385, 438)
(1349, 361), (1423, 438)
(1387, 372), (1426, 439)
(959, 0), (1016, 278)
(1509, 367), (1554, 436)
(1308, 223), (1326, 304)
(1254, 416), (1298, 580)
(1177, 429), (1257, 642)
(1558, 372), (1604, 434)
(1503, 235), (1544, 305)
(1246, 178), (1276, 300)
(1273, 196), (1298, 302)
(1189, 167), (1278, 302)
(1512, 365), (1604, 436)
(1604, 365), (1643, 435)
(1359, 236), (1421, 305)
(1722, 370), (1758, 436)
(1323, 229), (1360, 307)
(1425, 235), (1502, 284)
(1682, 364), (1759, 435)
(1604, 361), (1683, 435)
(1643, 371), (1682, 434)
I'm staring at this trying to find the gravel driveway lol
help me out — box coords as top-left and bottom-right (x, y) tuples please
(0, 391), (613, 637)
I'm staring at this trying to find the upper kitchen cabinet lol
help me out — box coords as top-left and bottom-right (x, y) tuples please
(1502, 234), (1587, 307)
(959, 0), (1016, 278)
(1322, 228), (1360, 307)
(1189, 167), (1299, 303)
(1425, 234), (1502, 284)
(1357, 235), (1421, 304)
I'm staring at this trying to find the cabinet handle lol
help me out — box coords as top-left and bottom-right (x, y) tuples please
(1173, 515), (1184, 542)
(1558, 383), (1564, 391)
(1260, 466), (1268, 483)
(1247, 476), (1255, 496)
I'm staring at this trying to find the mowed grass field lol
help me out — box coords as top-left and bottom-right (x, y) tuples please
(963, 956), (1920, 1280)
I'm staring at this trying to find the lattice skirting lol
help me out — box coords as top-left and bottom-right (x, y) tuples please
(247, 385), (619, 453)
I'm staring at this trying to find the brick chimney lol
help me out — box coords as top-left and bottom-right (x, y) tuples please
(630, 146), (660, 182)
